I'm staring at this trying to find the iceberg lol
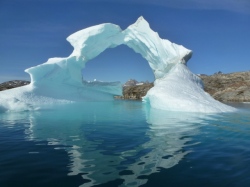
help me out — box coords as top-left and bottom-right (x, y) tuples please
(0, 16), (235, 113)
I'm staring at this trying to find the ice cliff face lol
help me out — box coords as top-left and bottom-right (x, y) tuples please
(0, 16), (235, 112)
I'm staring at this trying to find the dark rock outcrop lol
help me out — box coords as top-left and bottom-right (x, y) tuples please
(0, 80), (30, 91)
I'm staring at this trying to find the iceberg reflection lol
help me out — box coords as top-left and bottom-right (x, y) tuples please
(118, 107), (209, 186)
(21, 102), (210, 186)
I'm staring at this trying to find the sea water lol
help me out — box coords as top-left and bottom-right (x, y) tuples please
(0, 101), (250, 187)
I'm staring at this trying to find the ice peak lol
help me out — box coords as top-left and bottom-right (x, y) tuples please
(133, 16), (148, 26)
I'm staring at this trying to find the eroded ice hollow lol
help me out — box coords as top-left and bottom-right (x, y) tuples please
(0, 17), (235, 112)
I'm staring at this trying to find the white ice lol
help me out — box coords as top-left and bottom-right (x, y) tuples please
(0, 16), (235, 113)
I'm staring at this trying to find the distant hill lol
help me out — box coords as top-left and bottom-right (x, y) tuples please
(123, 79), (150, 87)
(0, 80), (30, 91)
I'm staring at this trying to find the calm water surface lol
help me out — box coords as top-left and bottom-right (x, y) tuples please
(0, 101), (250, 187)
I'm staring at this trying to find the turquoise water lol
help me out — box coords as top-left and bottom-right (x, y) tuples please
(0, 101), (250, 187)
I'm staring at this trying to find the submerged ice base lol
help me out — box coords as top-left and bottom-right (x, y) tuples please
(0, 16), (235, 113)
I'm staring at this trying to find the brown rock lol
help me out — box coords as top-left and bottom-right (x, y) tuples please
(122, 83), (154, 100)
(199, 71), (250, 102)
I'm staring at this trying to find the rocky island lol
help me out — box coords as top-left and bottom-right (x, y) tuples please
(118, 79), (154, 100)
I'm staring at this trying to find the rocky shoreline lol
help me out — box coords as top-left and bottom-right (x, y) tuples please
(199, 72), (250, 102)
(1, 71), (250, 102)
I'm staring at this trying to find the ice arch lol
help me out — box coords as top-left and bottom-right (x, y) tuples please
(26, 16), (191, 86)
(0, 17), (235, 112)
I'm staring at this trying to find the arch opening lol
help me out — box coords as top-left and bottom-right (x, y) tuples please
(81, 44), (155, 84)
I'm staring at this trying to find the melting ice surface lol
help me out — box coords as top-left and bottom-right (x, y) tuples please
(0, 16), (235, 112)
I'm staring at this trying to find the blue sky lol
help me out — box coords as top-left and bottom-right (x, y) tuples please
(0, 0), (250, 83)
